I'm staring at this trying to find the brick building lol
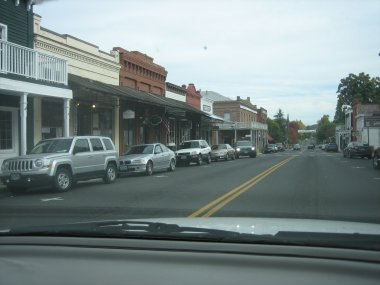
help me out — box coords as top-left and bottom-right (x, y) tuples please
(213, 96), (259, 123)
(213, 96), (268, 150)
(114, 47), (167, 96)
(185, 83), (201, 110)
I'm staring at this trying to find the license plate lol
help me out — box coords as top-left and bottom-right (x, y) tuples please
(180, 156), (187, 160)
(119, 165), (128, 171)
(10, 173), (21, 181)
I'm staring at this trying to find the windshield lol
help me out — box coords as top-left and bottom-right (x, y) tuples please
(212, 145), (226, 150)
(236, 141), (251, 147)
(125, 145), (154, 155)
(1, 0), (380, 252)
(180, 141), (200, 149)
(30, 139), (73, 154)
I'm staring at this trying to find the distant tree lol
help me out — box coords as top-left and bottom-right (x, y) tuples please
(273, 109), (287, 142)
(297, 120), (305, 130)
(288, 120), (304, 144)
(288, 121), (299, 144)
(334, 73), (380, 123)
(316, 115), (336, 143)
(267, 118), (281, 142)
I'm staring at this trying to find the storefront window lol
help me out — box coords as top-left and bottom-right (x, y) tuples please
(41, 100), (63, 139)
(0, 110), (12, 150)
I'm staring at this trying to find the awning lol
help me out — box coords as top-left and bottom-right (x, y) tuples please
(68, 74), (206, 117)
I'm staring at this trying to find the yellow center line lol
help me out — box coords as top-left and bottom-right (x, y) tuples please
(188, 156), (296, 218)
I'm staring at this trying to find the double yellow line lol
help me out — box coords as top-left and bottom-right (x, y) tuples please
(189, 156), (295, 218)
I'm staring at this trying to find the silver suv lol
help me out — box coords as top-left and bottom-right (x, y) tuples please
(0, 136), (118, 193)
(175, 140), (212, 166)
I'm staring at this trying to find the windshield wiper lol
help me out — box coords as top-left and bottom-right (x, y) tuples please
(0, 220), (283, 244)
(2, 221), (379, 250)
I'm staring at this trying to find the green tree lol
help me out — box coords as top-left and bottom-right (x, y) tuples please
(273, 109), (287, 142)
(316, 115), (335, 143)
(267, 118), (281, 142)
(334, 73), (380, 123)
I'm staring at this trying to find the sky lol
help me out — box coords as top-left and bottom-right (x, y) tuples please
(34, 0), (380, 125)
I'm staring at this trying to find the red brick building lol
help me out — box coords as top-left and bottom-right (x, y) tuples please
(114, 47), (167, 96)
(185, 83), (201, 109)
(213, 96), (261, 123)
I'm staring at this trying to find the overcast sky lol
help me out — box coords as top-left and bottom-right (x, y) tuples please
(34, 0), (380, 125)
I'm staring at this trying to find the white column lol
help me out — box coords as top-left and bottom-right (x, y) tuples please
(63, 98), (70, 137)
(33, 97), (42, 145)
(114, 98), (120, 153)
(20, 93), (28, 155)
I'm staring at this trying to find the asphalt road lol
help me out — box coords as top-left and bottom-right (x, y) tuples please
(1, 149), (380, 228)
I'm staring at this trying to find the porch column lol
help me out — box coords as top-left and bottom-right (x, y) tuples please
(63, 98), (70, 137)
(114, 98), (120, 152)
(20, 93), (28, 155)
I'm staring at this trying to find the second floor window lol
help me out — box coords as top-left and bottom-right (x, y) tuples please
(224, 112), (230, 121)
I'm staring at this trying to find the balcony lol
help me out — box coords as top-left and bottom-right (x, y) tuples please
(216, 121), (268, 131)
(0, 39), (68, 85)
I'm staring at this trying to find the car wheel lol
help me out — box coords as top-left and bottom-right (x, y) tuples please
(197, 154), (202, 166)
(373, 156), (380, 170)
(53, 167), (72, 192)
(168, 159), (176, 172)
(146, 161), (153, 176)
(103, 163), (116, 184)
(225, 153), (229, 161)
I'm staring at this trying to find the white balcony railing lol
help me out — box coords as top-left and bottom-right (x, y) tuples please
(216, 121), (268, 131)
(0, 39), (68, 85)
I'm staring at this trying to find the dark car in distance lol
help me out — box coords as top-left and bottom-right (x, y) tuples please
(264, 144), (276, 154)
(307, 143), (316, 150)
(343, 142), (371, 159)
(235, 140), (257, 158)
(325, 143), (338, 152)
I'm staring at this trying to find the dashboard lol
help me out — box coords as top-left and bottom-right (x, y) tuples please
(1, 236), (380, 284)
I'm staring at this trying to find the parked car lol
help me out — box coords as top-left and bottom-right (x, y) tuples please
(343, 142), (371, 159)
(119, 143), (176, 176)
(0, 136), (118, 193)
(325, 143), (338, 152)
(264, 144), (276, 154)
(175, 140), (212, 166)
(373, 147), (380, 170)
(276, 143), (285, 151)
(307, 143), (315, 150)
(321, 144), (326, 150)
(235, 140), (257, 158)
(293, 144), (301, 150)
(210, 144), (236, 161)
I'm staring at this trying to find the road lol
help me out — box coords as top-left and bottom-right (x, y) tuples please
(1, 149), (380, 228)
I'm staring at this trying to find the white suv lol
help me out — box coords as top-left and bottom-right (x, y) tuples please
(175, 140), (212, 166)
(0, 136), (118, 193)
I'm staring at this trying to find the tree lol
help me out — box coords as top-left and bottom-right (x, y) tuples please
(334, 73), (380, 123)
(316, 115), (335, 143)
(267, 118), (281, 142)
(273, 109), (287, 142)
(287, 120), (305, 144)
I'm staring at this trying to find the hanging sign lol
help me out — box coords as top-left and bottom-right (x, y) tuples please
(123, 110), (135, 119)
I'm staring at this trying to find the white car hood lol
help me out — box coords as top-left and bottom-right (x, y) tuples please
(176, 148), (200, 154)
(136, 217), (380, 236)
